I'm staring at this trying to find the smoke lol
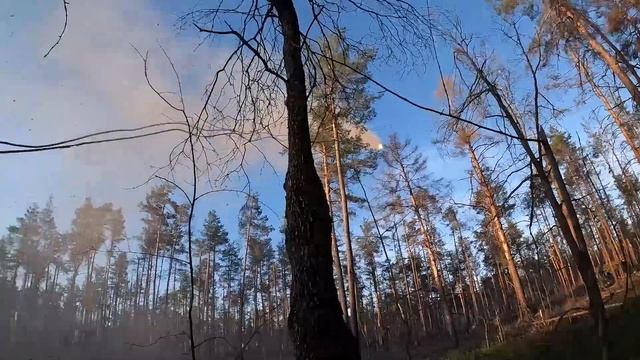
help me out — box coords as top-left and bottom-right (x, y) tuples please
(342, 122), (383, 150)
(0, 0), (384, 234)
(0, 0), (287, 233)
(361, 128), (384, 150)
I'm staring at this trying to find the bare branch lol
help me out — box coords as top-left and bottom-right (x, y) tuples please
(43, 0), (69, 58)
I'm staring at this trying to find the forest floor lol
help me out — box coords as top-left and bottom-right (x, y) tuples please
(443, 279), (640, 360)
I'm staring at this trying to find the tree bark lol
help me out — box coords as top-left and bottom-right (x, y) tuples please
(211, 246), (217, 338)
(320, 144), (349, 323)
(270, 1), (360, 358)
(239, 208), (251, 343)
(330, 107), (360, 338)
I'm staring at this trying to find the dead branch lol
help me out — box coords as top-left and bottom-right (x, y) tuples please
(44, 0), (69, 58)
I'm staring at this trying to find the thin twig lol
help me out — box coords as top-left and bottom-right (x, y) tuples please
(44, 0), (69, 58)
(126, 331), (187, 348)
(0, 122), (185, 149)
(0, 128), (184, 154)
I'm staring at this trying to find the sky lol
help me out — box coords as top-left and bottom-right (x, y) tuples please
(0, 0), (532, 250)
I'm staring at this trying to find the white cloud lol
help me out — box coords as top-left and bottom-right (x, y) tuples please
(0, 0), (287, 234)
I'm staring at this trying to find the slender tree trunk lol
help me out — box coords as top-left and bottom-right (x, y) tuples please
(152, 228), (161, 310)
(330, 101), (360, 339)
(458, 229), (480, 321)
(403, 223), (427, 335)
(393, 223), (416, 329)
(165, 245), (175, 309)
(320, 144), (349, 322)
(478, 275), (491, 319)
(408, 190), (457, 345)
(102, 246), (113, 327)
(239, 204), (253, 349)
(451, 229), (468, 328)
(495, 262), (508, 312)
(280, 261), (289, 327)
(134, 258), (141, 310)
(370, 264), (384, 348)
(211, 247), (217, 338)
(204, 251), (211, 324)
(144, 253), (152, 309)
(271, 264), (279, 330)
(52, 264), (59, 293)
(44, 264), (50, 293)
(253, 264), (259, 327)
(467, 142), (529, 318)
(550, 239), (571, 295)
(542, 209), (574, 296)
(573, 157), (627, 277)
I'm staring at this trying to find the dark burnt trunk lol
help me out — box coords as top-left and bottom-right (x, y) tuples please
(270, 0), (360, 358)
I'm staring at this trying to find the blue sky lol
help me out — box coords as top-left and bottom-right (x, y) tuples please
(1, 0), (568, 253)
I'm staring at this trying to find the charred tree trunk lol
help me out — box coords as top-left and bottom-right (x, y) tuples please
(270, 1), (360, 358)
